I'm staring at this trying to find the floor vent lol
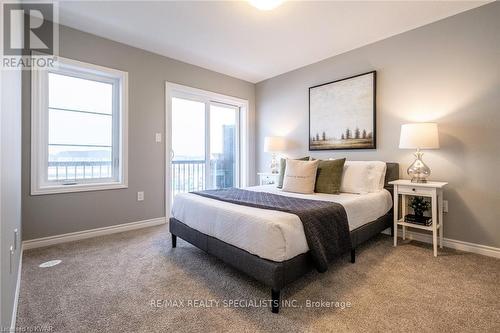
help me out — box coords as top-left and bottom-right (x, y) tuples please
(39, 260), (62, 268)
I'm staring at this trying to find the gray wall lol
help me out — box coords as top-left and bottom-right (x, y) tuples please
(256, 3), (500, 248)
(20, 4), (500, 249)
(1, 55), (23, 327)
(22, 24), (255, 240)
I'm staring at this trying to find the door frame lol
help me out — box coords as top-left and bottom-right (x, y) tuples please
(165, 82), (250, 217)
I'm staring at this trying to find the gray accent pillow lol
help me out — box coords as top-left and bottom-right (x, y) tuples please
(277, 156), (310, 188)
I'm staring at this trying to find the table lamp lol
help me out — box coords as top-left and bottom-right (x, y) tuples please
(264, 136), (286, 174)
(399, 123), (439, 183)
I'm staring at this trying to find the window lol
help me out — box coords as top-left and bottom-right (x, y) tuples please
(31, 57), (128, 195)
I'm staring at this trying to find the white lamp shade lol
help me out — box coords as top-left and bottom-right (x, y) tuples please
(399, 123), (440, 149)
(264, 136), (286, 153)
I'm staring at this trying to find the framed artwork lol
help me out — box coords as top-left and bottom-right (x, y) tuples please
(309, 71), (376, 150)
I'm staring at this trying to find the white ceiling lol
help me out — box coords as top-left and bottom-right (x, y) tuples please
(58, 1), (489, 83)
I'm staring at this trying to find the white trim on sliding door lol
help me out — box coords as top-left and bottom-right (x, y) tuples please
(238, 102), (250, 188)
(164, 82), (250, 217)
(165, 85), (173, 218)
(204, 102), (211, 190)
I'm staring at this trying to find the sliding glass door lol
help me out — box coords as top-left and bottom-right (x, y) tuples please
(171, 97), (206, 195)
(170, 97), (239, 198)
(208, 102), (239, 190)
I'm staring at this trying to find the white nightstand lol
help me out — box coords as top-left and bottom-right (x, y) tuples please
(389, 180), (448, 257)
(257, 172), (279, 185)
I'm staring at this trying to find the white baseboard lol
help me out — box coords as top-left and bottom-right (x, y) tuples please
(11, 246), (23, 331)
(383, 228), (500, 258)
(22, 217), (167, 250)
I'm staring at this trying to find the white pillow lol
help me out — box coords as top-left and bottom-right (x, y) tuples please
(340, 161), (387, 194)
(376, 162), (388, 190)
(282, 159), (320, 194)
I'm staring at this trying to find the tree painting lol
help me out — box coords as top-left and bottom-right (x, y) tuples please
(309, 71), (376, 150)
(345, 128), (351, 139)
(354, 127), (360, 139)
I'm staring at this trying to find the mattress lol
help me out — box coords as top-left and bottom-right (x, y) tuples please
(171, 185), (392, 262)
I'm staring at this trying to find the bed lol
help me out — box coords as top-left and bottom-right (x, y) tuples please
(169, 162), (399, 313)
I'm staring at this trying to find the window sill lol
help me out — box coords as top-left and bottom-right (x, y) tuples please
(31, 182), (128, 196)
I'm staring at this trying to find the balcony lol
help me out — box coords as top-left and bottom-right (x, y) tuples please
(171, 159), (235, 198)
(48, 161), (113, 181)
(171, 160), (206, 197)
(48, 159), (232, 196)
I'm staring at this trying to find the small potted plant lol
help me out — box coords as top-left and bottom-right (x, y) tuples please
(409, 196), (430, 217)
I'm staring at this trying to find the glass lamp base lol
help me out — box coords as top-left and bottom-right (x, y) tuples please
(407, 150), (431, 183)
(270, 153), (279, 174)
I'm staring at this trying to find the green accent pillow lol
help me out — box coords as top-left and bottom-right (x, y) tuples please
(315, 158), (346, 194)
(277, 156), (309, 188)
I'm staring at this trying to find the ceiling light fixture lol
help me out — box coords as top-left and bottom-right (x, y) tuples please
(248, 0), (284, 11)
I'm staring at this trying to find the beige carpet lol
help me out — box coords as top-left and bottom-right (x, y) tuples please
(17, 224), (499, 333)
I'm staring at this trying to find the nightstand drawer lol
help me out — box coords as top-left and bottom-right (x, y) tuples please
(398, 185), (435, 196)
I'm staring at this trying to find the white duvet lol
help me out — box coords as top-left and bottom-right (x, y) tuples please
(171, 185), (392, 262)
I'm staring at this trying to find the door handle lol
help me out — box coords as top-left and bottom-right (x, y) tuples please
(14, 228), (18, 250)
(10, 246), (14, 274)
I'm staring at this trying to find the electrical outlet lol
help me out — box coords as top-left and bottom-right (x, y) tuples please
(137, 191), (144, 201)
(155, 133), (162, 143)
(443, 200), (449, 213)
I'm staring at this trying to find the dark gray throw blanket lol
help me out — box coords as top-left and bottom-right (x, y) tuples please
(191, 188), (351, 273)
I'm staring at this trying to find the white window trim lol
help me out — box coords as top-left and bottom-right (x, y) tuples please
(31, 56), (128, 195)
(165, 82), (250, 215)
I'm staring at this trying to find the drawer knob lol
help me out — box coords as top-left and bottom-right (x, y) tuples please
(412, 188), (416, 192)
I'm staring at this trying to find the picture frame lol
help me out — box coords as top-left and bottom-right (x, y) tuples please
(309, 71), (376, 151)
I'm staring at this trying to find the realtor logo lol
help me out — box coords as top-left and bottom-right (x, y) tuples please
(3, 2), (54, 55)
(2, 2), (58, 69)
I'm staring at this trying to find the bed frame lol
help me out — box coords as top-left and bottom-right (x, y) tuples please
(170, 162), (399, 313)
